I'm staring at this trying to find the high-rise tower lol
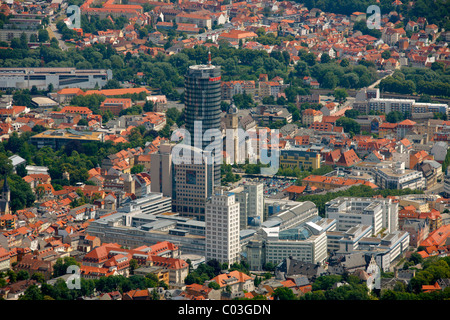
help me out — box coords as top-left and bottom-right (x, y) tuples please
(184, 56), (222, 186)
(205, 189), (240, 265)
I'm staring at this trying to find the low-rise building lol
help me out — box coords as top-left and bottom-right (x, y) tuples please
(302, 109), (323, 126)
(280, 148), (321, 170)
(30, 129), (104, 150)
(373, 161), (426, 190)
(99, 98), (132, 116)
(325, 197), (399, 235)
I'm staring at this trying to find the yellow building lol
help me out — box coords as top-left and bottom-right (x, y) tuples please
(302, 108), (323, 126)
(0, 214), (15, 231)
(280, 149), (321, 170)
(30, 129), (104, 150)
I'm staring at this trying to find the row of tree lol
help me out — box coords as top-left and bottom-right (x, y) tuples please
(379, 67), (450, 98)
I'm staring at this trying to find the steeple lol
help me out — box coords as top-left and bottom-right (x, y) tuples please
(0, 175), (10, 215)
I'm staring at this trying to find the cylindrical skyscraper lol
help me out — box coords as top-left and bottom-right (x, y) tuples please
(184, 61), (222, 186)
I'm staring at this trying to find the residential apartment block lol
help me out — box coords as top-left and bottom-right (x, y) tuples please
(221, 80), (256, 100)
(353, 88), (449, 116)
(302, 108), (323, 126)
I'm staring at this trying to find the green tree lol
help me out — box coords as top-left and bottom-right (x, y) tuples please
(77, 118), (89, 126)
(386, 111), (404, 123)
(16, 270), (30, 281)
(131, 164), (144, 174)
(273, 287), (296, 300)
(19, 285), (43, 300)
(333, 88), (348, 103)
(320, 53), (331, 64)
(381, 50), (391, 60)
(31, 272), (45, 283)
(208, 281), (221, 290)
(322, 72), (338, 89)
(336, 117), (361, 135)
(129, 259), (139, 275)
(53, 257), (80, 278)
(38, 29), (49, 43)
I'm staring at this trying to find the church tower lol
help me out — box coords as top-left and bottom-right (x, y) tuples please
(225, 100), (240, 164)
(0, 175), (11, 215)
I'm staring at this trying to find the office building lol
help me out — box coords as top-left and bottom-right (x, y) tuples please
(99, 98), (132, 115)
(244, 182), (264, 222)
(373, 161), (426, 190)
(302, 108), (323, 126)
(352, 87), (448, 116)
(205, 190), (240, 265)
(262, 200), (319, 231)
(150, 142), (174, 198)
(172, 146), (214, 221)
(280, 148), (321, 170)
(0, 67), (112, 90)
(263, 219), (329, 266)
(233, 182), (264, 229)
(184, 59), (222, 186)
(325, 197), (399, 235)
(30, 129), (104, 149)
(86, 211), (206, 256)
(243, 209), (333, 271)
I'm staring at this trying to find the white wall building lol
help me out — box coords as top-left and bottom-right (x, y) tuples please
(205, 190), (240, 265)
(373, 161), (426, 190)
(325, 197), (399, 235)
(264, 220), (328, 266)
(0, 67), (112, 90)
(233, 182), (264, 229)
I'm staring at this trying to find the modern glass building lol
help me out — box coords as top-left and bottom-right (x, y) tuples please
(184, 62), (222, 186)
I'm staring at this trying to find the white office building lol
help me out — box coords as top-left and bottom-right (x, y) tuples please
(264, 219), (330, 266)
(373, 161), (426, 190)
(0, 67), (112, 90)
(205, 190), (240, 265)
(325, 197), (399, 235)
(233, 182), (264, 229)
(243, 202), (332, 270)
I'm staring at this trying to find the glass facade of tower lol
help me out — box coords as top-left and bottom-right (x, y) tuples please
(184, 64), (222, 186)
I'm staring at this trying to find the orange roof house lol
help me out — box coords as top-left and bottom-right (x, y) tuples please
(336, 149), (361, 167)
(324, 149), (342, 165)
(83, 87), (150, 97)
(409, 150), (433, 170)
(301, 175), (378, 190)
(209, 270), (254, 292)
(218, 29), (258, 42)
(422, 282), (441, 293)
(419, 224), (450, 249)
(283, 185), (317, 200)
